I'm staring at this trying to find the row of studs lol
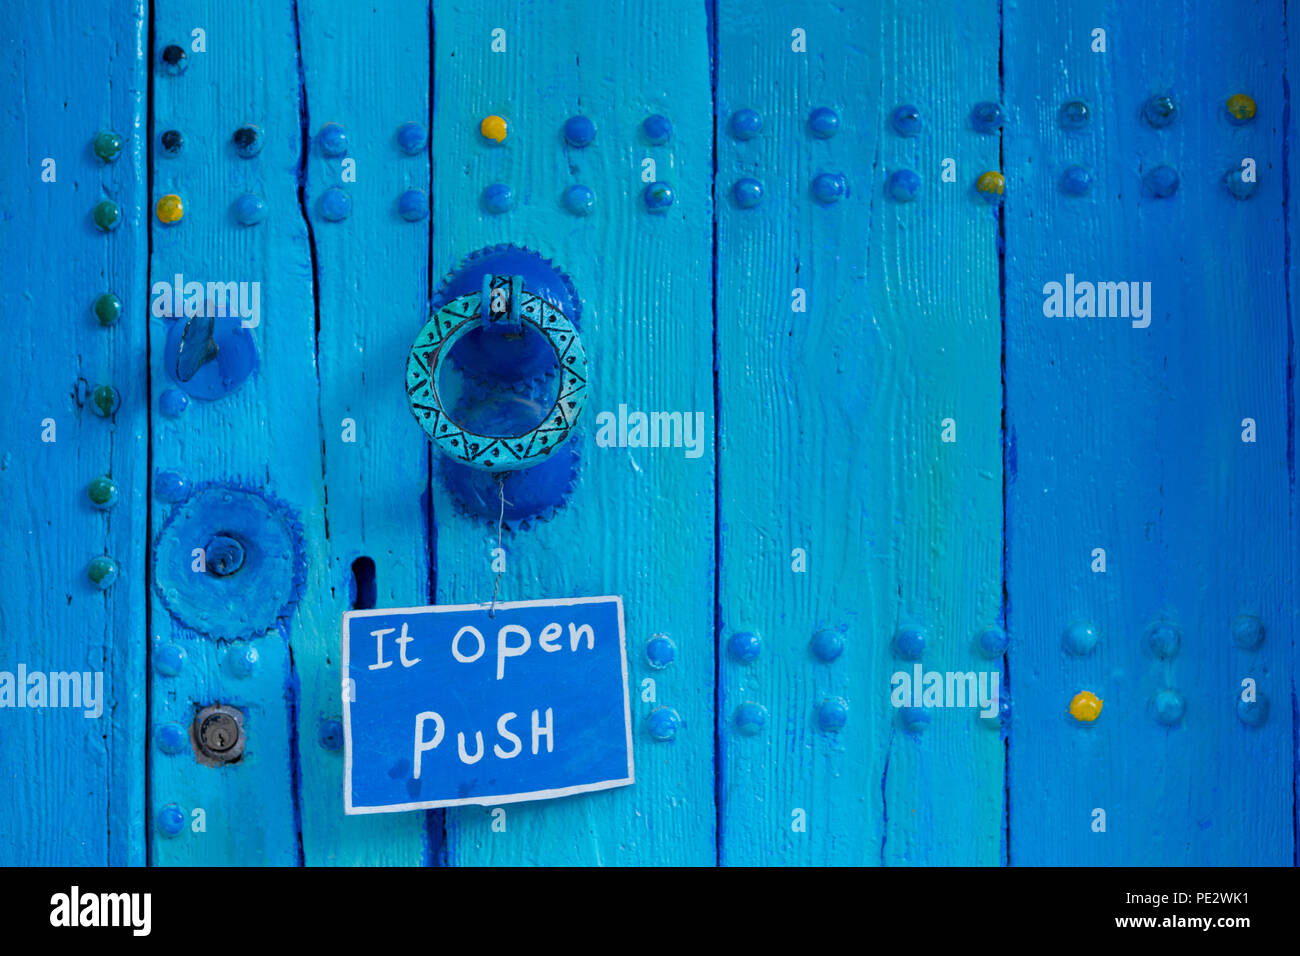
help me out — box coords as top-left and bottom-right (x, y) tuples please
(637, 615), (1272, 740)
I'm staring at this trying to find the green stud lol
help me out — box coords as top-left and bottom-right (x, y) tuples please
(93, 130), (123, 162)
(93, 200), (122, 232)
(88, 476), (119, 509)
(93, 293), (122, 327)
(87, 555), (118, 589)
(91, 384), (120, 417)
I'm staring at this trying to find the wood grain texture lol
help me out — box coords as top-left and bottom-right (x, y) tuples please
(429, 0), (717, 865)
(295, 0), (431, 867)
(148, 0), (316, 865)
(2, 0), (1295, 868)
(1004, 0), (1294, 864)
(715, 0), (1004, 865)
(0, 0), (149, 866)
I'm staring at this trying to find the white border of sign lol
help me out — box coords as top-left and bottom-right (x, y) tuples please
(341, 594), (634, 814)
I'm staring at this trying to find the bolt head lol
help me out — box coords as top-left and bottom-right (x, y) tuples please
(817, 697), (849, 732)
(727, 630), (762, 662)
(645, 634), (676, 669)
(647, 707), (680, 741)
(810, 628), (844, 661)
(734, 701), (768, 735)
(1232, 614), (1265, 650)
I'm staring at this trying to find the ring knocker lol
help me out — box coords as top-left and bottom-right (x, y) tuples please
(406, 273), (588, 471)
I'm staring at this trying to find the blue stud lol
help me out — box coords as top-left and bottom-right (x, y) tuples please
(893, 627), (925, 661)
(226, 644), (259, 678)
(817, 697), (848, 732)
(319, 718), (344, 750)
(154, 643), (186, 677)
(643, 181), (674, 212)
(159, 388), (189, 419)
(482, 183), (513, 214)
(1224, 166), (1258, 200)
(1237, 691), (1269, 727)
(891, 104), (922, 137)
(976, 625), (1009, 658)
(233, 193), (265, 226)
(1142, 94), (1177, 129)
(397, 121), (428, 155)
(810, 628), (844, 662)
(1058, 99), (1091, 129)
(645, 633), (676, 669)
(563, 114), (596, 148)
(1146, 621), (1181, 659)
(1231, 614), (1265, 650)
(727, 630), (762, 662)
(398, 188), (430, 222)
(562, 184), (595, 216)
(1062, 620), (1100, 655)
(642, 114), (673, 145)
(647, 707), (680, 741)
(732, 177), (764, 209)
(154, 470), (190, 503)
(1143, 164), (1179, 198)
(318, 122), (348, 156)
(1151, 689), (1185, 725)
(157, 805), (186, 837)
(155, 722), (189, 755)
(887, 168), (921, 202)
(970, 101), (1003, 133)
(1061, 165), (1093, 196)
(233, 124), (262, 158)
(320, 186), (351, 221)
(808, 106), (840, 139)
(899, 706), (930, 733)
(734, 701), (768, 735)
(729, 108), (763, 140)
(811, 172), (847, 203)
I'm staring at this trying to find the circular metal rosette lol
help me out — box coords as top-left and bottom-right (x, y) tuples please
(406, 290), (589, 471)
(153, 483), (307, 641)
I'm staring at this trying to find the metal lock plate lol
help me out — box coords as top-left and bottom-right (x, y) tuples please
(193, 704), (246, 765)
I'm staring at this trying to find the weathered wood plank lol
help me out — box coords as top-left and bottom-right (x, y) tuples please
(715, 0), (1004, 865)
(295, 0), (431, 867)
(1004, 0), (1293, 864)
(147, 0), (317, 865)
(430, 0), (717, 865)
(0, 0), (148, 866)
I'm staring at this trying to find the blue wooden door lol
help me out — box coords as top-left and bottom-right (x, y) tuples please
(0, 0), (1294, 866)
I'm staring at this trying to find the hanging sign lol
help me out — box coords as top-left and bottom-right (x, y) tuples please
(342, 595), (633, 813)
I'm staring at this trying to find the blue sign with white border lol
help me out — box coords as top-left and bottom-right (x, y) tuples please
(343, 595), (633, 813)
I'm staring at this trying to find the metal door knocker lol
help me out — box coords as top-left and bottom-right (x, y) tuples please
(406, 273), (588, 471)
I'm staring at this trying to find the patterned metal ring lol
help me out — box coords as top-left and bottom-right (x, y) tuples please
(406, 290), (588, 471)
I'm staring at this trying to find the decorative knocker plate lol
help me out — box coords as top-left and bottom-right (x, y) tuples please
(406, 283), (588, 471)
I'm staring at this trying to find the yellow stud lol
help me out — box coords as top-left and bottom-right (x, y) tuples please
(1226, 93), (1256, 123)
(156, 193), (184, 224)
(1070, 690), (1104, 722)
(479, 115), (508, 144)
(976, 170), (1004, 196)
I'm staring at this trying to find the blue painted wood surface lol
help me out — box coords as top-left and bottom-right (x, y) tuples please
(0, 0), (149, 866)
(0, 0), (1294, 866)
(1004, 0), (1293, 865)
(716, 0), (1005, 866)
(428, 0), (717, 867)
